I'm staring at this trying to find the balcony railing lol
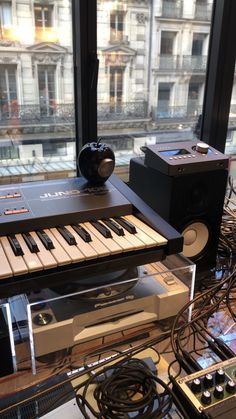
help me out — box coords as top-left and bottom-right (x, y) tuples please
(194, 4), (212, 21)
(98, 101), (148, 121)
(152, 102), (202, 120)
(157, 55), (207, 71)
(161, 1), (183, 19)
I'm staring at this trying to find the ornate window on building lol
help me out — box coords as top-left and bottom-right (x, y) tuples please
(0, 1), (12, 40)
(110, 11), (124, 43)
(34, 3), (56, 42)
(38, 65), (56, 116)
(0, 64), (17, 119)
(157, 82), (173, 117)
(110, 66), (124, 113)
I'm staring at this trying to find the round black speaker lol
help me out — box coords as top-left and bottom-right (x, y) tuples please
(78, 139), (115, 185)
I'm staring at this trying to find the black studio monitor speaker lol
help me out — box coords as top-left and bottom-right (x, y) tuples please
(129, 141), (229, 274)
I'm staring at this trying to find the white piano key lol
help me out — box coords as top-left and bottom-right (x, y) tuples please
(110, 218), (145, 250)
(82, 222), (112, 256)
(30, 231), (57, 269)
(50, 228), (85, 263)
(16, 234), (43, 272)
(124, 215), (168, 246)
(0, 236), (28, 276)
(84, 221), (122, 254)
(0, 240), (13, 279)
(65, 225), (98, 259)
(98, 220), (134, 251)
(44, 229), (72, 266)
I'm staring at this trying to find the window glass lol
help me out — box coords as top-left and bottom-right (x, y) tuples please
(0, 0), (76, 184)
(97, 0), (214, 181)
(226, 63), (236, 180)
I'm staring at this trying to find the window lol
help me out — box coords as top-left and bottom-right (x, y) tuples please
(0, 65), (17, 118)
(192, 34), (206, 56)
(160, 31), (176, 55)
(110, 67), (124, 112)
(0, 1), (12, 39)
(38, 65), (56, 116)
(157, 83), (173, 117)
(34, 3), (55, 42)
(110, 11), (124, 43)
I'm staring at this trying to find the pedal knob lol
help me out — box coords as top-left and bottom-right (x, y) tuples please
(215, 368), (225, 384)
(214, 385), (224, 399)
(191, 378), (201, 393)
(204, 373), (214, 388)
(201, 390), (212, 405)
(226, 380), (236, 394)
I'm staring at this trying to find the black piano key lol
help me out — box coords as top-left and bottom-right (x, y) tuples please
(8, 235), (24, 256)
(114, 217), (137, 234)
(57, 226), (77, 245)
(22, 232), (39, 253)
(72, 224), (92, 243)
(102, 218), (124, 236)
(90, 220), (112, 238)
(37, 230), (55, 250)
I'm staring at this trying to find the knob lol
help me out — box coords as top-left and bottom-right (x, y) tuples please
(215, 368), (225, 384)
(214, 385), (224, 399)
(226, 380), (236, 394)
(201, 390), (212, 405)
(195, 142), (209, 154)
(191, 378), (201, 393)
(204, 373), (214, 388)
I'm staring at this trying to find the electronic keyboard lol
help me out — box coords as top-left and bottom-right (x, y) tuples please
(0, 175), (183, 297)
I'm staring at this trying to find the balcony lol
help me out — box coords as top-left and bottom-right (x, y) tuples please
(194, 4), (212, 21)
(161, 1), (183, 19)
(0, 103), (74, 136)
(98, 101), (148, 121)
(152, 102), (202, 120)
(182, 55), (207, 71)
(156, 55), (207, 72)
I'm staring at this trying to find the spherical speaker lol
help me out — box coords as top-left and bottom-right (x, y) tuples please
(182, 222), (209, 259)
(78, 140), (115, 185)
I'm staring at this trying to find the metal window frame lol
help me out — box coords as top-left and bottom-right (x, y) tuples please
(201, 0), (236, 152)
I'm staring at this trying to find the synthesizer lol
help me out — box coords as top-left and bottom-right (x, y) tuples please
(0, 175), (183, 297)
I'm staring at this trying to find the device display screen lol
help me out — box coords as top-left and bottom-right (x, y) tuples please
(159, 149), (189, 156)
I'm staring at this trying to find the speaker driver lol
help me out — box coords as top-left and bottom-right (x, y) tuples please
(182, 222), (209, 259)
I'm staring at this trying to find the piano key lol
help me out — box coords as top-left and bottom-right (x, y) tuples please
(65, 225), (98, 259)
(84, 222), (122, 254)
(114, 216), (137, 234)
(15, 234), (43, 272)
(119, 218), (159, 248)
(43, 229), (72, 266)
(29, 231), (57, 269)
(102, 218), (124, 236)
(71, 224), (91, 243)
(98, 220), (134, 251)
(57, 226), (77, 245)
(22, 232), (39, 253)
(0, 240), (13, 279)
(37, 230), (55, 250)
(8, 235), (24, 256)
(90, 220), (112, 238)
(110, 218), (145, 250)
(0, 236), (28, 276)
(50, 228), (85, 263)
(82, 222), (112, 256)
(124, 215), (167, 245)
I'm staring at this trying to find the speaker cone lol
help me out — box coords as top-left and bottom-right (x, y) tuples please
(182, 222), (209, 259)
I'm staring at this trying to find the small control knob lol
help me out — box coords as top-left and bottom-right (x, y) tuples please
(204, 373), (214, 388)
(201, 390), (212, 405)
(191, 378), (201, 393)
(215, 368), (225, 384)
(214, 385), (224, 399)
(226, 380), (236, 394)
(195, 142), (209, 154)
